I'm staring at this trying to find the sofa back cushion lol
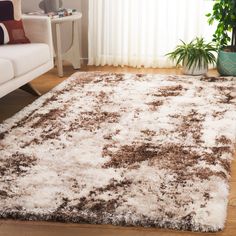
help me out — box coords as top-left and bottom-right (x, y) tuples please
(0, 0), (30, 45)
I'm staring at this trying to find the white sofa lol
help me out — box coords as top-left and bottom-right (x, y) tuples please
(0, 15), (54, 98)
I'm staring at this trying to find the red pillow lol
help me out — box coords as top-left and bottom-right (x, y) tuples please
(0, 0), (30, 45)
(0, 20), (30, 44)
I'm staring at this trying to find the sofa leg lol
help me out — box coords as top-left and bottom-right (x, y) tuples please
(20, 83), (41, 96)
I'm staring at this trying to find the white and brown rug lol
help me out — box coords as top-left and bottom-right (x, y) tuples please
(0, 72), (236, 232)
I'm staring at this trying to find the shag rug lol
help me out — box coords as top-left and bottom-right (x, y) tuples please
(0, 72), (236, 232)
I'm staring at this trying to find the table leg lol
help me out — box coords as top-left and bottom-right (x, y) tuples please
(55, 23), (63, 77)
(72, 20), (81, 69)
(63, 20), (81, 69)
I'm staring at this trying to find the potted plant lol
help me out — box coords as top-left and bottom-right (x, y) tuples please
(167, 37), (217, 76)
(207, 0), (236, 76)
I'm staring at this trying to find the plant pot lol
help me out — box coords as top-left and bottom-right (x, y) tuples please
(217, 47), (236, 76)
(182, 62), (208, 76)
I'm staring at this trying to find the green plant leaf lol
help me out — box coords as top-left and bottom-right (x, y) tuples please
(207, 0), (236, 47)
(166, 37), (217, 70)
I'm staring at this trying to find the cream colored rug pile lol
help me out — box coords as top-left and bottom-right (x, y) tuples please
(0, 72), (236, 232)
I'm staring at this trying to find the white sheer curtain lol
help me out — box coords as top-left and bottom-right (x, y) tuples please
(88, 0), (215, 68)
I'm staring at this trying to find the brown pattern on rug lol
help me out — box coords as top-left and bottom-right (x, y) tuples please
(0, 72), (236, 232)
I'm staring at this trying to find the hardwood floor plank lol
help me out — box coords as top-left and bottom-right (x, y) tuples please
(0, 220), (235, 236)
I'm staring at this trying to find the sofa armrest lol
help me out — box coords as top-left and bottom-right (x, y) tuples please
(22, 15), (54, 58)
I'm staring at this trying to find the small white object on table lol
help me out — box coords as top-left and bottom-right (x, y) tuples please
(51, 13), (82, 77)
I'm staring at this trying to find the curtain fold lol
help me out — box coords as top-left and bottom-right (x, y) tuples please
(89, 0), (215, 68)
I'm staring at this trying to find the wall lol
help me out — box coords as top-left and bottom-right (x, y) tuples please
(22, 0), (89, 62)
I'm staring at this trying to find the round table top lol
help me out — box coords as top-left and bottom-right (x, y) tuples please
(51, 12), (82, 24)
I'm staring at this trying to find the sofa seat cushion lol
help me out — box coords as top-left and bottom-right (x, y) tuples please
(0, 43), (50, 77)
(0, 58), (14, 84)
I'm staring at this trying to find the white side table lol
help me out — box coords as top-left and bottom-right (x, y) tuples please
(51, 13), (82, 77)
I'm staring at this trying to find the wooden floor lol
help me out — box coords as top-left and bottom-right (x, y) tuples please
(0, 65), (235, 236)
